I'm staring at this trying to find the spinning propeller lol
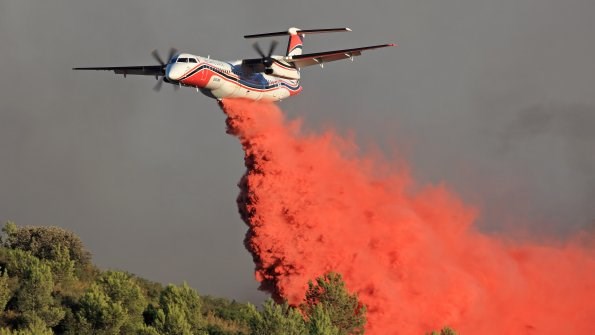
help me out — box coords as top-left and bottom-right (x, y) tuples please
(151, 48), (178, 91)
(252, 40), (278, 69)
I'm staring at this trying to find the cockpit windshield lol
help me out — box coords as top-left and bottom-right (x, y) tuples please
(176, 57), (198, 63)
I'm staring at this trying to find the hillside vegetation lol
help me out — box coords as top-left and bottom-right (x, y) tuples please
(0, 222), (455, 335)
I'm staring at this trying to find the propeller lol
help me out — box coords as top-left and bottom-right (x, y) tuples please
(151, 48), (179, 92)
(252, 40), (278, 68)
(154, 76), (181, 92)
(152, 48), (178, 67)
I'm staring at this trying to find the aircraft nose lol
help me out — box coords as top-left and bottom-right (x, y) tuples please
(166, 64), (184, 81)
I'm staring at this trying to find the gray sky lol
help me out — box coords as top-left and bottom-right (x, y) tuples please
(0, 0), (594, 303)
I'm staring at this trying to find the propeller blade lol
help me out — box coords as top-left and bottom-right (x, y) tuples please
(267, 40), (278, 58)
(151, 50), (165, 66)
(167, 48), (178, 62)
(153, 77), (164, 91)
(253, 42), (265, 58)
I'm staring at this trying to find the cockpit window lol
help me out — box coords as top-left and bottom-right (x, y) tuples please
(189, 58), (198, 63)
(177, 58), (189, 63)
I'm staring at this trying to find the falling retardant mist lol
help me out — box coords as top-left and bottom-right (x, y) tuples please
(220, 99), (595, 334)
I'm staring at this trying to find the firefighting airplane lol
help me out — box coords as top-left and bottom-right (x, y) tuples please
(73, 27), (395, 102)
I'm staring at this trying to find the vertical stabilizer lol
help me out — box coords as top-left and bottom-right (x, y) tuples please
(286, 27), (304, 57)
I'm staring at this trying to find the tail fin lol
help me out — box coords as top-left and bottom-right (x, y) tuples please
(286, 28), (304, 57)
(244, 27), (352, 57)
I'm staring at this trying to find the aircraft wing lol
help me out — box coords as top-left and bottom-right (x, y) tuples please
(72, 65), (164, 77)
(284, 44), (395, 68)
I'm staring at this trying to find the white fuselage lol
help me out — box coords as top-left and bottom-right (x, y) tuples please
(165, 53), (302, 101)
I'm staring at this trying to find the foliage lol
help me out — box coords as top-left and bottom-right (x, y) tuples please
(427, 327), (458, 335)
(153, 283), (206, 334)
(0, 221), (460, 335)
(249, 299), (307, 335)
(203, 311), (251, 335)
(0, 272), (11, 311)
(0, 317), (54, 335)
(134, 276), (163, 305)
(75, 284), (127, 334)
(136, 324), (161, 335)
(0, 248), (41, 279)
(95, 271), (146, 332)
(201, 296), (255, 334)
(155, 303), (194, 335)
(301, 272), (366, 335)
(2, 222), (91, 270)
(44, 244), (75, 284)
(202, 295), (255, 324)
(307, 304), (340, 335)
(15, 262), (65, 328)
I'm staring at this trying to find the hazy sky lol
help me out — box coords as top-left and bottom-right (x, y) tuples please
(1, 0), (594, 302)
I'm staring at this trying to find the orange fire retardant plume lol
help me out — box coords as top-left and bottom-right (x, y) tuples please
(221, 99), (595, 334)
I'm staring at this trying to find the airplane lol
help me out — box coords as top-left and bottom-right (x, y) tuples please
(73, 27), (395, 102)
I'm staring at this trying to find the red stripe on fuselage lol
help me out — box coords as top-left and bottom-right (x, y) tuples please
(181, 67), (301, 94)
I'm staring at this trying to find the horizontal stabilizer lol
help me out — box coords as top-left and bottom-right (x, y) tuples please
(244, 27), (351, 39)
(284, 43), (396, 68)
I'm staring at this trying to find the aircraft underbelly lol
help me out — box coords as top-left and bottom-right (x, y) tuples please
(210, 80), (236, 98)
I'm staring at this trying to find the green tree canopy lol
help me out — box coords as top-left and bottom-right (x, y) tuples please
(157, 283), (205, 334)
(95, 271), (146, 325)
(15, 262), (65, 328)
(2, 222), (91, 269)
(155, 303), (194, 335)
(0, 317), (54, 335)
(76, 284), (127, 335)
(427, 327), (458, 335)
(0, 222), (460, 335)
(0, 271), (12, 311)
(307, 304), (340, 335)
(301, 273), (366, 335)
(250, 299), (307, 335)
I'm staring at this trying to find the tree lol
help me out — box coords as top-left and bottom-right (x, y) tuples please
(95, 271), (146, 332)
(1, 249), (41, 279)
(135, 324), (161, 335)
(427, 327), (457, 335)
(2, 223), (91, 270)
(155, 283), (205, 334)
(250, 299), (307, 335)
(15, 262), (65, 328)
(155, 303), (193, 335)
(0, 271), (11, 311)
(301, 273), (366, 335)
(0, 317), (53, 335)
(307, 304), (340, 335)
(45, 244), (75, 284)
(201, 297), (256, 335)
(76, 284), (127, 335)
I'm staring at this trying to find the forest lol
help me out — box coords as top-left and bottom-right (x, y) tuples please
(0, 222), (455, 335)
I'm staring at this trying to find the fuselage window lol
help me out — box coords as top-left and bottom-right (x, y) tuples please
(189, 58), (198, 63)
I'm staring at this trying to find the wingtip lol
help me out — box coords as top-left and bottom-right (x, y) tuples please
(346, 27), (352, 32)
(389, 43), (397, 47)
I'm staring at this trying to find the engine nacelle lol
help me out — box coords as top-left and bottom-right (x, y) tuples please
(263, 62), (300, 80)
